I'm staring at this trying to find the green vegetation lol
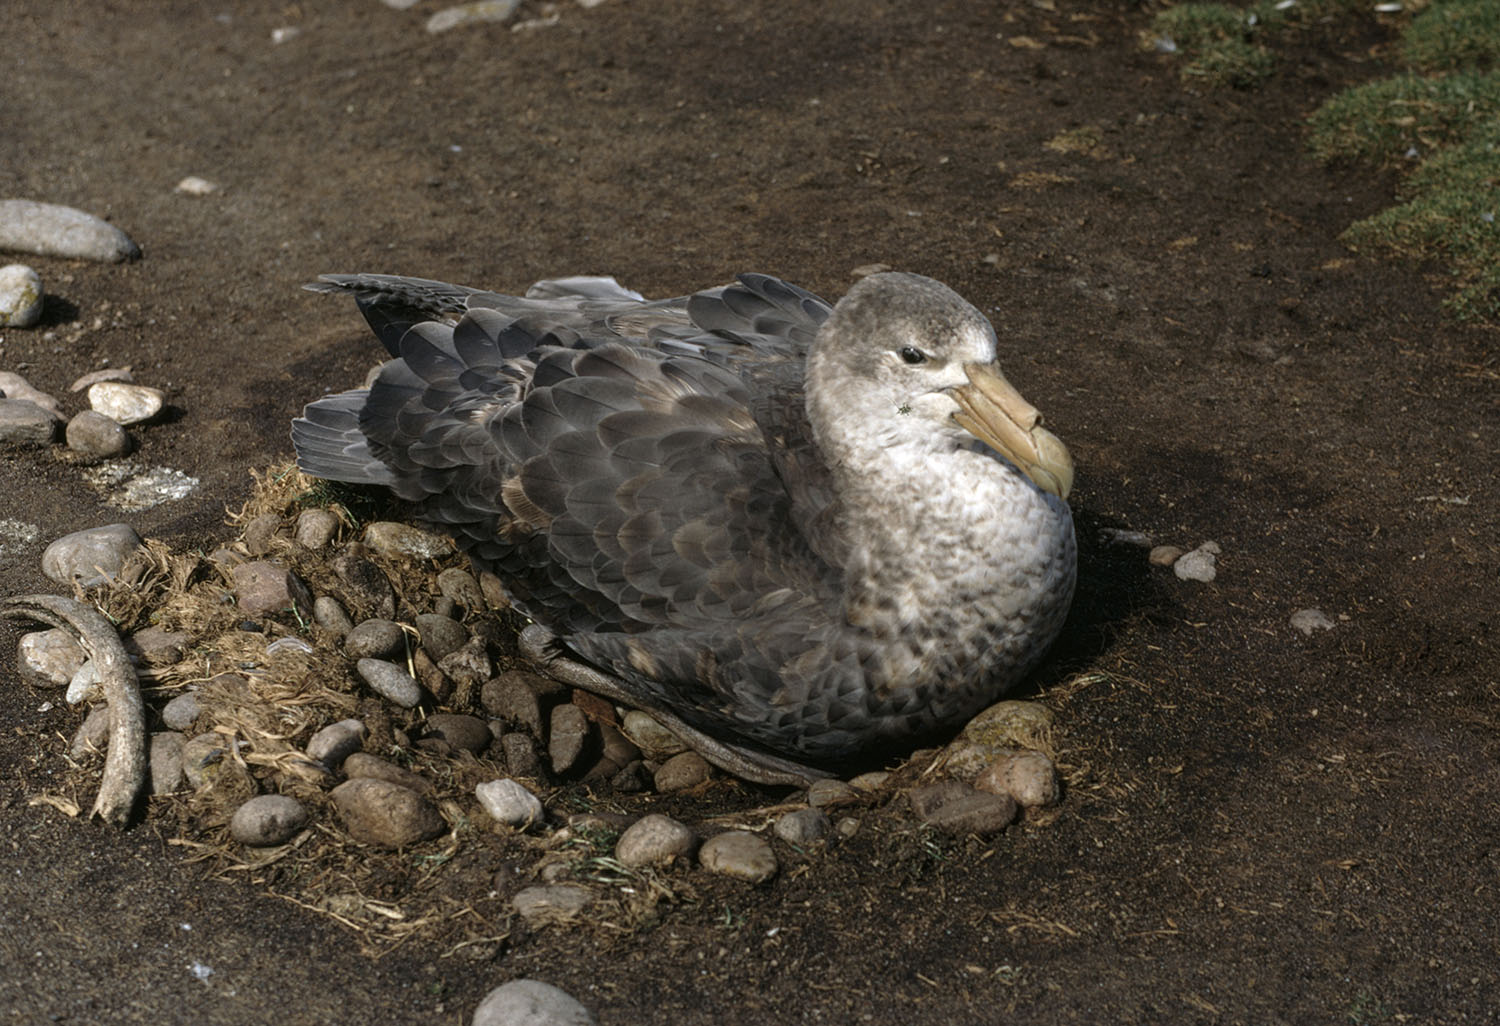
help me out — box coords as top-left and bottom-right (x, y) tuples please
(1155, 0), (1500, 321)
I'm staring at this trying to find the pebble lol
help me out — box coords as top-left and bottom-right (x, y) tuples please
(124, 626), (190, 666)
(615, 813), (696, 868)
(773, 807), (833, 845)
(0, 399), (59, 445)
(294, 509), (340, 549)
(1291, 608), (1336, 635)
(356, 658), (425, 708)
(807, 778), (859, 808)
(312, 595), (354, 637)
(654, 751), (712, 792)
(175, 176), (219, 196)
(70, 705), (111, 759)
(475, 778), (544, 828)
(848, 771), (891, 792)
(16, 628), (86, 688)
(482, 673), (545, 737)
(69, 367), (134, 392)
(231, 561), (313, 619)
(548, 703), (592, 774)
(0, 263), (44, 327)
(65, 410), (131, 457)
(342, 752), (433, 794)
(435, 567), (484, 614)
(478, 570), (510, 609)
(1098, 527), (1153, 548)
(330, 778), (446, 848)
(975, 751), (1060, 808)
(699, 830), (778, 883)
(87, 381), (165, 425)
(425, 713), (492, 755)
(620, 710), (688, 760)
(909, 781), (1017, 835)
(510, 885), (593, 926)
(1173, 541), (1220, 583)
(305, 718), (368, 769)
(426, 0), (521, 34)
(963, 700), (1054, 751)
(1148, 545), (1184, 567)
(229, 795), (308, 846)
(149, 731), (186, 794)
(362, 521), (454, 561)
(41, 523), (142, 588)
(66, 661), (101, 705)
(343, 618), (406, 659)
(160, 691), (202, 731)
(597, 721), (641, 769)
(415, 612), (467, 662)
(330, 550), (397, 619)
(501, 732), (542, 778)
(0, 371), (62, 414)
(472, 980), (598, 1026)
(0, 199), (141, 262)
(241, 513), (281, 555)
(610, 760), (651, 792)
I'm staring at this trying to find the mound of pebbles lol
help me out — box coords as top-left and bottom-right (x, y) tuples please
(0, 366), (165, 458)
(13, 471), (1065, 940)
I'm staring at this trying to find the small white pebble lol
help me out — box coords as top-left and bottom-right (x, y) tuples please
(1290, 608), (1336, 635)
(0, 264), (44, 328)
(175, 176), (219, 196)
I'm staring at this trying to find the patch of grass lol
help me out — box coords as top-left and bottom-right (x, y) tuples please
(1150, 0), (1370, 86)
(1308, 69), (1500, 165)
(1404, 0), (1500, 71)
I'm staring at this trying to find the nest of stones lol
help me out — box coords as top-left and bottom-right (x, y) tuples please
(24, 465), (1075, 953)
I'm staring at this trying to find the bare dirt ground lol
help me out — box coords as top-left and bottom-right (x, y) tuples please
(3, 1), (1497, 1023)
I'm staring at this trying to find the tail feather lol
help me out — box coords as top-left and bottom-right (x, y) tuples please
(291, 390), (398, 486)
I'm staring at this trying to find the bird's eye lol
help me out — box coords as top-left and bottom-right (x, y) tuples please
(899, 346), (927, 365)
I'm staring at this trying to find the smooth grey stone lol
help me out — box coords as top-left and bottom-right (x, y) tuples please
(773, 807), (833, 845)
(16, 628), (85, 688)
(654, 751), (712, 792)
(427, 0), (522, 34)
(547, 703), (591, 774)
(806, 778), (859, 808)
(475, 778), (543, 829)
(86, 382), (164, 425)
(432, 596), (457, 619)
(160, 691), (202, 731)
(0, 370), (60, 413)
(305, 718), (367, 769)
(615, 813), (696, 868)
(124, 626), (189, 666)
(312, 595), (354, 637)
(500, 732), (541, 779)
(425, 713), (492, 755)
(230, 794), (309, 846)
(509, 885), (593, 927)
(472, 979), (598, 1026)
(0, 399), (59, 446)
(330, 778), (445, 848)
(64, 410), (130, 457)
(361, 521), (453, 561)
(620, 710), (688, 761)
(293, 508), (339, 549)
(0, 199), (141, 262)
(699, 830), (778, 883)
(149, 732), (186, 795)
(65, 660), (101, 705)
(910, 782), (1017, 835)
(356, 658), (424, 708)
(414, 612), (466, 662)
(1174, 541), (1220, 582)
(344, 618), (405, 660)
(0, 263), (43, 327)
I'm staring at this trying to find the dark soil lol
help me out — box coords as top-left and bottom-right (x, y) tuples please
(3, 1), (1497, 1024)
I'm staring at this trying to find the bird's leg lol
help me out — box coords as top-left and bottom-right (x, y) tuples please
(518, 624), (831, 788)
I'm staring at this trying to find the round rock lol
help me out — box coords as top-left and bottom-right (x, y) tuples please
(620, 710), (688, 761)
(0, 199), (141, 262)
(231, 561), (313, 619)
(426, 713), (493, 755)
(472, 979), (598, 1026)
(615, 813), (696, 868)
(16, 628), (86, 688)
(160, 691), (202, 731)
(356, 658), (424, 708)
(149, 731), (186, 795)
(773, 807), (833, 845)
(362, 521), (454, 561)
(654, 751), (712, 792)
(87, 381), (164, 425)
(330, 778), (446, 848)
(1174, 542), (1220, 582)
(65, 410), (131, 457)
(344, 618), (405, 659)
(0, 399), (58, 446)
(481, 673), (545, 737)
(294, 508), (340, 549)
(700, 830), (778, 883)
(414, 612), (467, 662)
(230, 794), (309, 846)
(475, 778), (544, 829)
(342, 752), (433, 794)
(312, 595), (354, 636)
(306, 718), (367, 769)
(510, 885), (594, 927)
(975, 751), (1060, 808)
(0, 263), (44, 327)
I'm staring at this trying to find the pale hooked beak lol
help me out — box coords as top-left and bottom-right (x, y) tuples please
(950, 363), (1074, 500)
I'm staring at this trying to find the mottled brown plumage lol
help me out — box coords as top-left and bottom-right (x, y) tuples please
(293, 271), (1076, 777)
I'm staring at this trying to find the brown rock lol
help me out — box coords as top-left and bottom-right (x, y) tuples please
(330, 778), (446, 848)
(342, 752), (434, 795)
(654, 751), (712, 792)
(482, 673), (545, 737)
(548, 703), (592, 774)
(425, 713), (493, 755)
(231, 561), (313, 619)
